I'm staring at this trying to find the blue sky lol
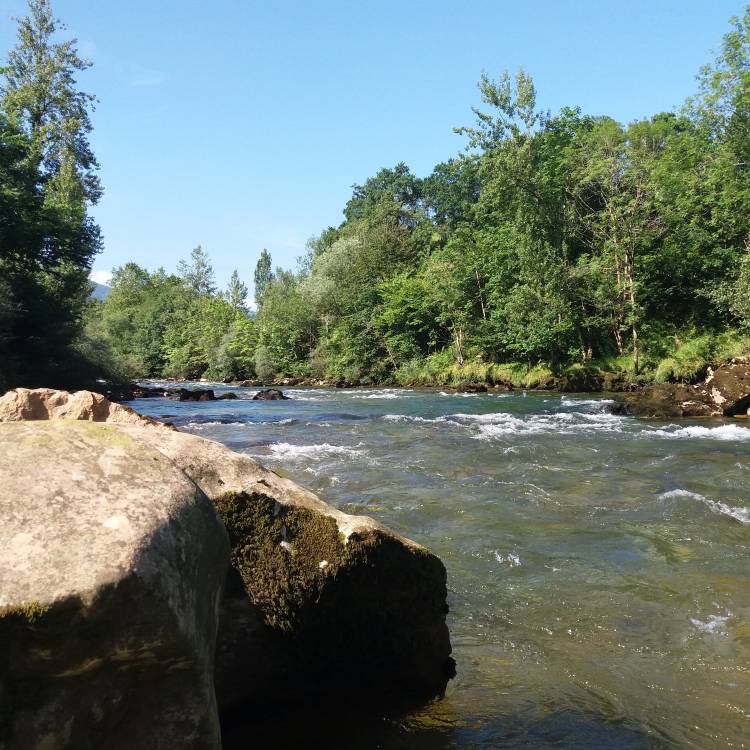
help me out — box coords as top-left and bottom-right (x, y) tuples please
(0, 0), (745, 292)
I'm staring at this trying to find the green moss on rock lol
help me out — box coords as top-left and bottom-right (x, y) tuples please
(0, 602), (49, 624)
(214, 489), (455, 711)
(214, 491), (346, 632)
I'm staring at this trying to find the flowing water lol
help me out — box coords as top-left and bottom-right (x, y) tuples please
(131, 384), (750, 749)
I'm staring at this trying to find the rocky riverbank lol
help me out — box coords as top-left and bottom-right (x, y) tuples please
(0, 389), (454, 750)
(611, 358), (750, 418)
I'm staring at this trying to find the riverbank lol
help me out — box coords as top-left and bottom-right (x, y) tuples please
(107, 355), (750, 422)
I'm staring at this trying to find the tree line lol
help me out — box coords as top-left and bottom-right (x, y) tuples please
(2, 2), (750, 390)
(99, 8), (750, 387)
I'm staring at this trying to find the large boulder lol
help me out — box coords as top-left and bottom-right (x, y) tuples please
(0, 390), (454, 729)
(0, 421), (229, 750)
(611, 382), (718, 418)
(613, 359), (750, 418)
(702, 358), (750, 416)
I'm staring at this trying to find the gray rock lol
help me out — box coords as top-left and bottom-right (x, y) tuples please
(0, 421), (229, 750)
(0, 389), (455, 731)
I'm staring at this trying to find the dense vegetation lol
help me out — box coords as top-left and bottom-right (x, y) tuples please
(0, 0), (102, 389)
(87, 248), (257, 381)
(2, 2), (749, 390)
(94, 7), (750, 388)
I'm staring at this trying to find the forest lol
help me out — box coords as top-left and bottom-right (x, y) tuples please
(2, 1), (750, 390)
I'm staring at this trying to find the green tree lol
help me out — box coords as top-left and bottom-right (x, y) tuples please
(344, 163), (422, 223)
(177, 245), (215, 295)
(253, 248), (273, 307)
(2, 0), (101, 205)
(226, 269), (248, 312)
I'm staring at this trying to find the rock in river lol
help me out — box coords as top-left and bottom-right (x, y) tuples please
(115, 421), (455, 714)
(0, 420), (229, 750)
(613, 359), (750, 418)
(252, 388), (289, 400)
(167, 388), (217, 401)
(0, 389), (454, 741)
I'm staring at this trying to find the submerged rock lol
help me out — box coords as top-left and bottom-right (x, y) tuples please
(613, 359), (750, 418)
(167, 387), (216, 401)
(252, 388), (289, 400)
(0, 421), (229, 750)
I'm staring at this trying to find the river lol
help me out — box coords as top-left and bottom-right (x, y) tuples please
(130, 384), (750, 749)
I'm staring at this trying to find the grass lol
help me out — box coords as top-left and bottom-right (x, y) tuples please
(390, 330), (749, 390)
(652, 331), (749, 383)
(394, 353), (555, 388)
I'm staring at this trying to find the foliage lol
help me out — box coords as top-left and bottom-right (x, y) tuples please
(0, 0), (101, 389)
(253, 248), (273, 307)
(92, 259), (256, 381)
(93, 7), (750, 386)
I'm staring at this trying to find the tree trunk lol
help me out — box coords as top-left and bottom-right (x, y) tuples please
(453, 325), (465, 364)
(474, 268), (487, 321)
(625, 246), (638, 374)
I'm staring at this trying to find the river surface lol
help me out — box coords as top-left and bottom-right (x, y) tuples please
(130, 384), (750, 749)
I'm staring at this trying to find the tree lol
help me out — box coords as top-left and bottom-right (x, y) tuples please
(177, 245), (215, 295)
(455, 68), (548, 151)
(732, 243), (750, 328)
(569, 117), (667, 372)
(422, 157), (481, 228)
(0, 0), (103, 388)
(344, 163), (422, 223)
(2, 0), (101, 205)
(226, 269), (248, 312)
(253, 248), (274, 308)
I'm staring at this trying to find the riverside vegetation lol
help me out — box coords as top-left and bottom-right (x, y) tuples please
(2, 3), (750, 392)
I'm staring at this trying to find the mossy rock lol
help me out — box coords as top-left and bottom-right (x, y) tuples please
(212, 490), (454, 714)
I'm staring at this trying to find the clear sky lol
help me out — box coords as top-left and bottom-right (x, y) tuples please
(0, 0), (746, 291)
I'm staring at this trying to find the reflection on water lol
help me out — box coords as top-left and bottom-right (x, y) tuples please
(131, 384), (750, 749)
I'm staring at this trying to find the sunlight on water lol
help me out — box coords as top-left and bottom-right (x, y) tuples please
(133, 384), (750, 749)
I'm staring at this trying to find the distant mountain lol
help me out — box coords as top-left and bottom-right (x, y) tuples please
(91, 282), (111, 301)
